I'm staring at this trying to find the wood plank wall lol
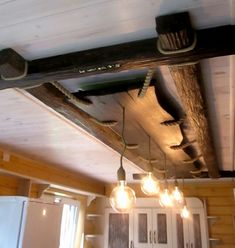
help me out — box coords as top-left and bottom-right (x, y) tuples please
(106, 181), (235, 248)
(0, 173), (44, 198)
(0, 173), (19, 195)
(1, 173), (234, 247)
(183, 181), (235, 248)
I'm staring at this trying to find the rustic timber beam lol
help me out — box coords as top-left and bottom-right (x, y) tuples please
(26, 83), (151, 173)
(0, 25), (235, 90)
(155, 12), (220, 178)
(0, 148), (105, 196)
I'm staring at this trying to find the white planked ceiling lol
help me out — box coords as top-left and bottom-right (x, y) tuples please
(0, 0), (234, 180)
(0, 0), (232, 59)
(0, 88), (143, 182)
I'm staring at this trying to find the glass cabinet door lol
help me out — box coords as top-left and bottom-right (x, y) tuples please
(152, 209), (172, 248)
(133, 209), (152, 248)
(172, 211), (189, 248)
(104, 209), (133, 248)
(188, 209), (207, 248)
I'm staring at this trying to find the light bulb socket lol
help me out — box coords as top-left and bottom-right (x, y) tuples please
(164, 180), (168, 189)
(117, 166), (126, 181)
(174, 179), (179, 187)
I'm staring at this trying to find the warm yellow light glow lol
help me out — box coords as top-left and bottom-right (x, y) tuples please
(42, 209), (47, 216)
(181, 205), (190, 219)
(110, 181), (136, 213)
(141, 172), (160, 196)
(159, 188), (173, 208)
(172, 186), (184, 205)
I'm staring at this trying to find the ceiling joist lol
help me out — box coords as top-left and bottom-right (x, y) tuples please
(0, 25), (235, 90)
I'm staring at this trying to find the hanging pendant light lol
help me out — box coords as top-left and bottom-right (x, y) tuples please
(181, 204), (190, 219)
(141, 136), (160, 196)
(172, 169), (184, 206)
(180, 178), (190, 218)
(141, 172), (160, 196)
(109, 107), (136, 213)
(158, 154), (173, 208)
(159, 181), (173, 208)
(172, 183), (184, 206)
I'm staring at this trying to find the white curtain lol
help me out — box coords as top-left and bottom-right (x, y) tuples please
(60, 204), (79, 248)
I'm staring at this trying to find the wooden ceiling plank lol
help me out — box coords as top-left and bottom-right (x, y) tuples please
(155, 12), (220, 178)
(0, 25), (235, 90)
(0, 148), (105, 196)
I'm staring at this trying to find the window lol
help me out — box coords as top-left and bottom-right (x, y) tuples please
(60, 204), (79, 248)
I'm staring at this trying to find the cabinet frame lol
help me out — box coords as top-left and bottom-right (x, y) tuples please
(104, 198), (208, 248)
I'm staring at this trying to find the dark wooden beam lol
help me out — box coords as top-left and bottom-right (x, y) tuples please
(155, 12), (220, 178)
(0, 25), (235, 90)
(0, 48), (26, 79)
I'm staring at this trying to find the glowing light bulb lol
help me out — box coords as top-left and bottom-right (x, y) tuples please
(172, 186), (184, 206)
(159, 188), (173, 208)
(42, 209), (47, 216)
(141, 172), (160, 196)
(181, 205), (190, 219)
(110, 181), (136, 213)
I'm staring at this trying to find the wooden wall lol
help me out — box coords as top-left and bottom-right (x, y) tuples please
(0, 173), (19, 195)
(1, 172), (234, 247)
(183, 181), (235, 248)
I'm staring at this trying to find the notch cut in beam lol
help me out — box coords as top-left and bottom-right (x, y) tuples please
(0, 149), (105, 196)
(0, 25), (235, 89)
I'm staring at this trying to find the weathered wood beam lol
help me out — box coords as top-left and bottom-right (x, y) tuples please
(26, 83), (151, 173)
(155, 12), (220, 178)
(0, 25), (235, 90)
(0, 148), (105, 196)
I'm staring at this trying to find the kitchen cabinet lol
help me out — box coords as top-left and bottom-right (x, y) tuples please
(172, 208), (207, 248)
(104, 198), (208, 248)
(104, 209), (133, 248)
(133, 208), (172, 248)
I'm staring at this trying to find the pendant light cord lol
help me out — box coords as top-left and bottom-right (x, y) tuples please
(164, 153), (168, 187)
(120, 107), (127, 167)
(148, 135), (154, 172)
(117, 107), (127, 181)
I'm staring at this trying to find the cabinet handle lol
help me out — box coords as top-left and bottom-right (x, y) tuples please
(190, 243), (193, 248)
(149, 230), (152, 243)
(130, 240), (134, 248)
(186, 243), (189, 248)
(153, 231), (157, 244)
